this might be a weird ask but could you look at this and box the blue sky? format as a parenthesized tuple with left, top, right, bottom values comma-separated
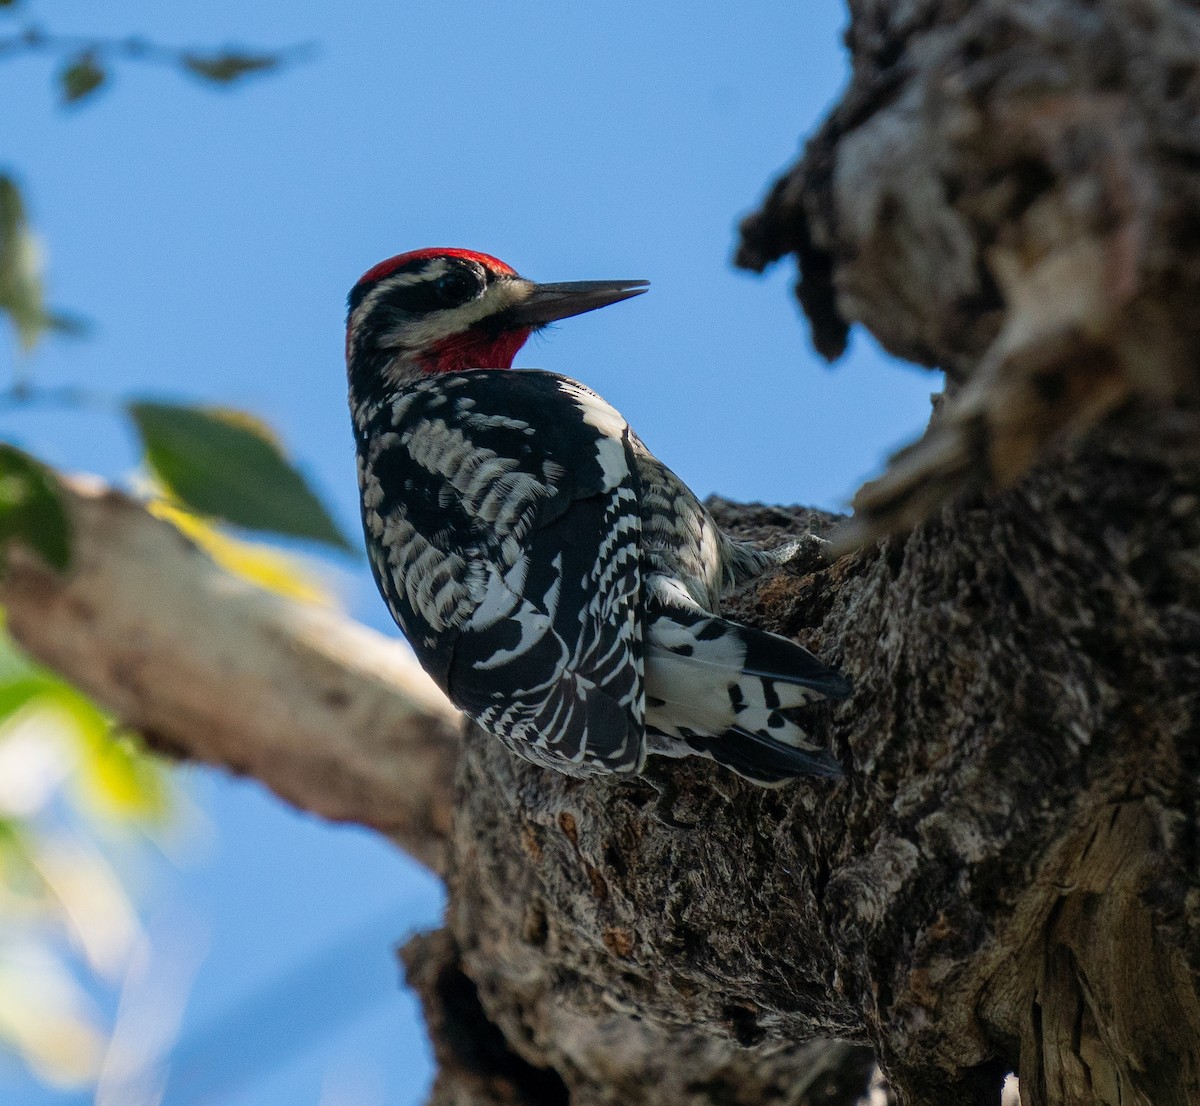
(1, 3, 936, 1104)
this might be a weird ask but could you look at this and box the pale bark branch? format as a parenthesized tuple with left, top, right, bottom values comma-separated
(0, 476, 463, 871)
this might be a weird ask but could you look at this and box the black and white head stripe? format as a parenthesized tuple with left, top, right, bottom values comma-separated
(346, 254, 543, 360)
(349, 248, 515, 305)
(347, 255, 483, 319)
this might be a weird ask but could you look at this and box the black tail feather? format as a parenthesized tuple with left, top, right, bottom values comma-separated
(736, 620, 853, 699)
(687, 725, 844, 785)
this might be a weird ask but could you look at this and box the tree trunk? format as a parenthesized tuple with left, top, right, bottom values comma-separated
(401, 1, 1200, 1103)
(411, 440, 1199, 1105)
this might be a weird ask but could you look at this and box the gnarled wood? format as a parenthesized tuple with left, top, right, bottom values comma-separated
(432, 412, 1199, 1105)
(739, 0, 1200, 545)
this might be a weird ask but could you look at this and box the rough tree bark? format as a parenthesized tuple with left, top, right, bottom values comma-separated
(407, 2, 1200, 1105)
(3, 2, 1198, 1105)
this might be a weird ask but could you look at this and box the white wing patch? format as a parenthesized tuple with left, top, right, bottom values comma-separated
(553, 378, 631, 488)
(470, 552, 565, 673)
(557, 377, 628, 438)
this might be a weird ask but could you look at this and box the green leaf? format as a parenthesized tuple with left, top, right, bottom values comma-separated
(128, 401, 353, 551)
(0, 445, 71, 571)
(60, 53, 106, 104)
(181, 51, 279, 83)
(0, 176, 47, 351)
(0, 673, 59, 723)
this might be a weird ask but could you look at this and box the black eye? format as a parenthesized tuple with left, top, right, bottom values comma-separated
(433, 269, 481, 307)
(376, 264, 484, 315)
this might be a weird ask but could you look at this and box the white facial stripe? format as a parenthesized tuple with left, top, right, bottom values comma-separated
(349, 263, 536, 354)
(349, 260, 456, 334)
(380, 260, 454, 287)
(378, 277, 534, 351)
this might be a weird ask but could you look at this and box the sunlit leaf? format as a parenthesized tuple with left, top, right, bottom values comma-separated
(60, 53, 106, 105)
(72, 727, 170, 826)
(0, 176, 47, 350)
(181, 51, 279, 83)
(10, 674, 170, 827)
(0, 444, 71, 571)
(128, 401, 353, 551)
(149, 499, 334, 606)
(0, 635, 171, 827)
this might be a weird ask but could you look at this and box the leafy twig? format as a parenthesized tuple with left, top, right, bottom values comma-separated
(0, 25, 314, 104)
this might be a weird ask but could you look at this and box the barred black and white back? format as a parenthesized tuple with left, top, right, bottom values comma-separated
(356, 371, 646, 774)
(353, 367, 848, 784)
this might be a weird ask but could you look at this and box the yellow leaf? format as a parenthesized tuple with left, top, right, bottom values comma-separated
(148, 498, 335, 606)
(0, 669, 173, 829)
(73, 728, 170, 825)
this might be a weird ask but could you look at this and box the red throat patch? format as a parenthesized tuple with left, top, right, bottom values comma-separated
(422, 325, 533, 374)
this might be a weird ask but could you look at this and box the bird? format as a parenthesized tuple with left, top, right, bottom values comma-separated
(345, 248, 851, 786)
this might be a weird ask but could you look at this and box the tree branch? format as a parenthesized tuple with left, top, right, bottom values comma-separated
(0, 476, 462, 871)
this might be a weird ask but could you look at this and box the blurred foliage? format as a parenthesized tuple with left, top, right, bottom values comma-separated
(181, 51, 283, 85)
(0, 618, 171, 1085)
(0, 442, 69, 570)
(58, 51, 104, 104)
(0, 174, 84, 353)
(0, 167, 351, 555)
(0, 18, 310, 108)
(0, 174, 51, 350)
(0, 7, 337, 1097)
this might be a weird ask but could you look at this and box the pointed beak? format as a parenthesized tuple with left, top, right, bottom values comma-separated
(503, 278, 650, 327)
